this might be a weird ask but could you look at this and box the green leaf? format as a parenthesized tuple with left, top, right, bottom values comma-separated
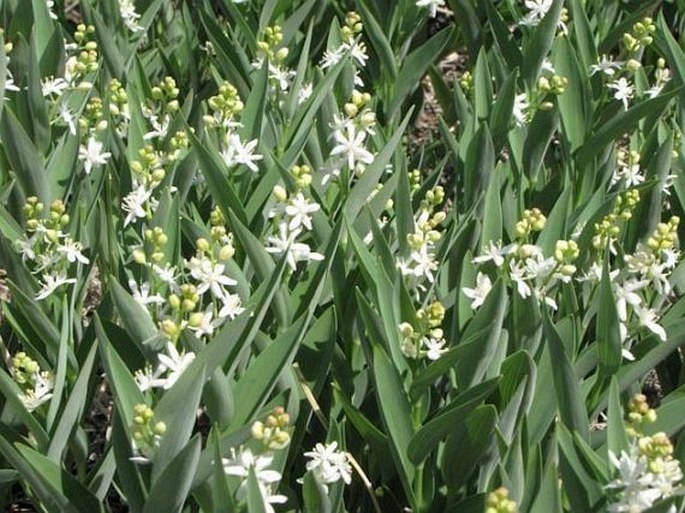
(152, 360, 206, 483)
(523, 107, 558, 185)
(522, 0, 563, 88)
(441, 405, 498, 491)
(473, 47, 493, 121)
(408, 378, 499, 464)
(246, 466, 269, 513)
(543, 310, 589, 441)
(465, 121, 495, 204)
(606, 377, 628, 455)
(28, 29, 50, 153)
(386, 27, 452, 122)
(596, 258, 622, 379)
(552, 36, 589, 151)
(94, 315, 145, 429)
(344, 108, 413, 223)
(189, 128, 248, 225)
(144, 435, 201, 513)
(302, 471, 332, 513)
(110, 279, 158, 348)
(489, 69, 518, 147)
(230, 313, 311, 426)
(372, 345, 416, 509)
(47, 341, 97, 461)
(575, 88, 680, 169)
(16, 443, 103, 513)
(457, 279, 508, 388)
(0, 107, 51, 203)
(357, 0, 397, 80)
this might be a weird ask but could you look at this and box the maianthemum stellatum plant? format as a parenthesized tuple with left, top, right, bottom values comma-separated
(1, 0, 685, 511)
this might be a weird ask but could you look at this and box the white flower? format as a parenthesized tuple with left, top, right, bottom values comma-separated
(614, 279, 647, 322)
(41, 76, 68, 97)
(509, 260, 533, 298)
(45, 0, 58, 19)
(134, 365, 165, 392)
(634, 306, 667, 341)
(608, 78, 634, 110)
(122, 185, 154, 226)
(520, 0, 553, 27)
(298, 83, 313, 104)
(590, 55, 624, 76)
(57, 238, 90, 264)
(36, 271, 76, 300)
(157, 342, 195, 389)
(265, 223, 324, 270)
(20, 372, 54, 411)
(473, 241, 517, 267)
(285, 193, 320, 232)
(153, 264, 178, 286)
(143, 113, 170, 140)
(416, 0, 445, 18)
(218, 293, 245, 320)
(513, 93, 529, 127)
(119, 0, 144, 33)
(221, 134, 263, 172)
(462, 272, 492, 309)
(407, 246, 439, 283)
(304, 442, 352, 485)
(319, 47, 345, 70)
(342, 41, 369, 68)
(612, 163, 644, 187)
(79, 138, 111, 175)
(186, 256, 237, 297)
(128, 279, 164, 308)
(188, 309, 215, 338)
(223, 448, 287, 513)
(329, 124, 375, 171)
(422, 337, 447, 361)
(59, 103, 77, 135)
(268, 64, 295, 92)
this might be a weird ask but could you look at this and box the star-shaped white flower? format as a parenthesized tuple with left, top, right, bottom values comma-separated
(329, 124, 375, 171)
(79, 138, 111, 175)
(462, 272, 492, 309)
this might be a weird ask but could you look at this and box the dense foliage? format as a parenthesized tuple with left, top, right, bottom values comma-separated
(1, 0, 685, 512)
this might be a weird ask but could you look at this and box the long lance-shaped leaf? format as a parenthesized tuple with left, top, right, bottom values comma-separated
(386, 27, 453, 122)
(372, 344, 417, 510)
(575, 87, 681, 168)
(543, 309, 589, 441)
(345, 108, 413, 223)
(522, 0, 563, 88)
(0, 107, 51, 203)
(144, 435, 202, 513)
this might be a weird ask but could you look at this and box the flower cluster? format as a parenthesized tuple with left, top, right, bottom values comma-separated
(591, 18, 661, 110)
(204, 81, 263, 173)
(485, 486, 517, 513)
(397, 186, 446, 286)
(303, 441, 352, 490)
(254, 25, 295, 95)
(606, 394, 683, 512)
(119, 0, 143, 33)
(266, 165, 324, 271)
(467, 208, 578, 310)
(130, 404, 166, 464)
(11, 352, 54, 412)
(15, 197, 89, 301)
(320, 11, 368, 85)
(223, 408, 292, 513)
(399, 300, 447, 361)
(513, 59, 567, 128)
